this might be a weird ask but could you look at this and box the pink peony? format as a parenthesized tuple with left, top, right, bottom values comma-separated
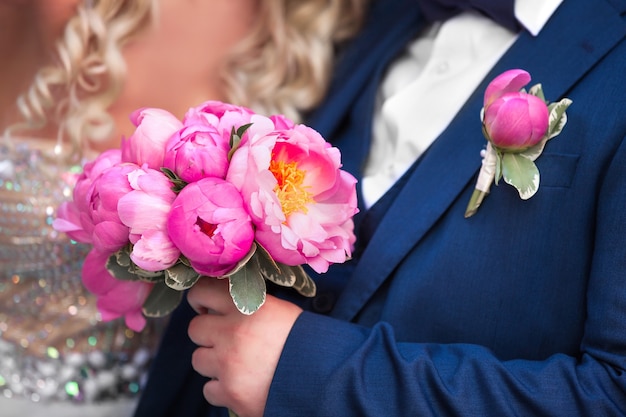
(121, 107, 183, 169)
(183, 100, 257, 135)
(97, 281, 151, 332)
(167, 177, 255, 277)
(482, 69, 549, 151)
(227, 123, 358, 273)
(87, 163, 140, 253)
(163, 123, 230, 183)
(53, 149, 122, 244)
(117, 167, 180, 271)
(82, 249, 152, 332)
(181, 100, 281, 149)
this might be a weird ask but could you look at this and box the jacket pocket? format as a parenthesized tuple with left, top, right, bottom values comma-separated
(535, 153, 579, 188)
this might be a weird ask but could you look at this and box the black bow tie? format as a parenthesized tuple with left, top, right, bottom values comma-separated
(416, 0, 520, 32)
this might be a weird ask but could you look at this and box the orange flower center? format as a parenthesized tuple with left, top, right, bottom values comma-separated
(269, 160, 314, 218)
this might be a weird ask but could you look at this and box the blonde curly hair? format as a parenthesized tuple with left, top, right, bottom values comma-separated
(224, 0, 370, 121)
(8, 0, 154, 156)
(7, 0, 369, 157)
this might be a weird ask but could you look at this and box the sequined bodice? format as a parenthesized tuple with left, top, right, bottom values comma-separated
(0, 140, 164, 403)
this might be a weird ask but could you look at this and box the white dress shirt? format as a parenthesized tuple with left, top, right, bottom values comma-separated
(361, 0, 563, 209)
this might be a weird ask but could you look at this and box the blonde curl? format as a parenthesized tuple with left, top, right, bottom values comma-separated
(9, 0, 154, 157)
(222, 0, 370, 122)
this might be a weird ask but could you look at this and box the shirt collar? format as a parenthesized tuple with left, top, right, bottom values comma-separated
(515, 0, 564, 35)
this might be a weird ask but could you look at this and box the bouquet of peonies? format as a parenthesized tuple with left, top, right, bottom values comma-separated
(53, 101, 358, 331)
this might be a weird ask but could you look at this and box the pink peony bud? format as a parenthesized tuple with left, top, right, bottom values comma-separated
(483, 69, 549, 151)
(484, 92, 549, 150)
(183, 100, 257, 139)
(54, 155, 136, 254)
(163, 123, 230, 183)
(167, 177, 255, 277)
(117, 167, 180, 271)
(121, 108, 183, 169)
(87, 163, 139, 253)
(53, 149, 123, 244)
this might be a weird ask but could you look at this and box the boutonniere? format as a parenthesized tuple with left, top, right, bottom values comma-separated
(464, 69, 572, 218)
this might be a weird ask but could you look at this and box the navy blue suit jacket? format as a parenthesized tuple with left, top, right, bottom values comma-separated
(134, 0, 626, 415)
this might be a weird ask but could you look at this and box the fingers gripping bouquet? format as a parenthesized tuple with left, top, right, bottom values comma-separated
(53, 101, 358, 331)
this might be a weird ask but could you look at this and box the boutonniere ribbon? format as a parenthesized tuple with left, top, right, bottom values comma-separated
(465, 69, 572, 218)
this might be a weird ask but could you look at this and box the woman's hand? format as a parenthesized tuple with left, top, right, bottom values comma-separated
(187, 277, 303, 417)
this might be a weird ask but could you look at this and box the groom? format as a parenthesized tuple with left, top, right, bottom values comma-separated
(135, 0, 626, 415)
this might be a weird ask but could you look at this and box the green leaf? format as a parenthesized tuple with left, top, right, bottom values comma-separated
(528, 83, 545, 101)
(115, 248, 132, 267)
(160, 167, 178, 181)
(228, 126, 240, 159)
(286, 264, 317, 297)
(164, 263, 201, 291)
(129, 264, 166, 282)
(521, 98, 572, 162)
(236, 123, 253, 138)
(501, 153, 540, 200)
(106, 254, 138, 281)
(547, 98, 572, 139)
(228, 123, 253, 161)
(221, 242, 257, 277)
(520, 136, 548, 162)
(228, 260, 266, 315)
(255, 243, 296, 287)
(142, 281, 184, 317)
(160, 167, 188, 193)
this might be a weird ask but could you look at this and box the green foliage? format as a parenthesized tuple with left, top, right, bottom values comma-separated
(165, 263, 201, 291)
(501, 153, 540, 199)
(227, 123, 253, 161)
(228, 259, 267, 315)
(143, 281, 183, 317)
(255, 243, 296, 287)
(161, 167, 188, 193)
(224, 241, 318, 314)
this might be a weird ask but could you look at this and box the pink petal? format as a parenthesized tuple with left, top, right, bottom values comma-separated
(130, 229, 180, 271)
(82, 249, 117, 295)
(484, 69, 531, 107)
(92, 221, 129, 253)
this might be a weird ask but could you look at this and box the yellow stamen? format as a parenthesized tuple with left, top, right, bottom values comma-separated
(269, 159, 314, 218)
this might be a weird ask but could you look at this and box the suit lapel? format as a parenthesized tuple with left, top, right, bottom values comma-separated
(306, 0, 423, 178)
(332, 0, 626, 321)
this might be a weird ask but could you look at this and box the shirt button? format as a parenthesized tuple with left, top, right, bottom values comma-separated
(435, 61, 450, 74)
(311, 292, 335, 314)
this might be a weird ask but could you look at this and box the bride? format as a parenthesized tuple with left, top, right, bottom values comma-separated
(0, 0, 367, 416)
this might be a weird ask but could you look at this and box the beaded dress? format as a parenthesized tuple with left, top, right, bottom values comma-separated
(0, 138, 164, 416)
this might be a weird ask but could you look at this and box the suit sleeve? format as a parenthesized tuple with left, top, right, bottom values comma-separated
(264, 135, 626, 416)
